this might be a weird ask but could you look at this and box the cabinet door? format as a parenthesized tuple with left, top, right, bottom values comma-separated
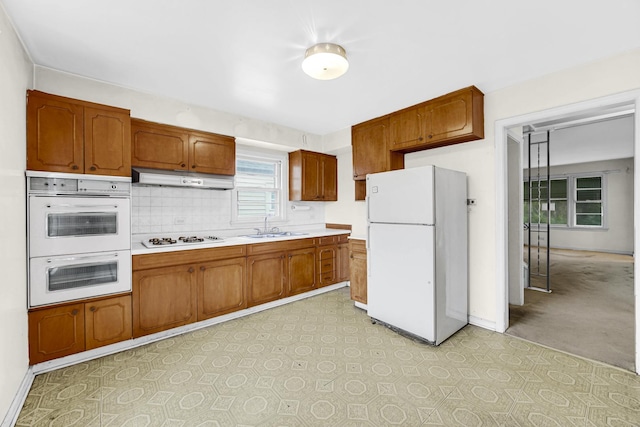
(198, 257, 247, 321)
(317, 246, 337, 287)
(351, 116, 390, 180)
(301, 152, 322, 200)
(349, 241, 367, 304)
(288, 247, 316, 296)
(321, 154, 338, 201)
(389, 105, 432, 150)
(132, 265, 197, 337)
(247, 252, 287, 307)
(85, 295, 132, 350)
(84, 107, 131, 177)
(429, 90, 476, 143)
(336, 243, 350, 282)
(188, 132, 236, 175)
(28, 303, 85, 364)
(131, 119, 189, 170)
(27, 92, 84, 173)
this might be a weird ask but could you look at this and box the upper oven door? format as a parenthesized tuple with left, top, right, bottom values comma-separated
(29, 196, 131, 257)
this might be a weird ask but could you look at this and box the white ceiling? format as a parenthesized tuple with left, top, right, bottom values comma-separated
(524, 115, 634, 167)
(2, 0, 640, 135)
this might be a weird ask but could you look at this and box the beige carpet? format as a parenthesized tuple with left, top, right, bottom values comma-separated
(508, 248, 635, 371)
(17, 288, 640, 426)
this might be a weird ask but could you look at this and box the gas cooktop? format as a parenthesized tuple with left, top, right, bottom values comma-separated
(141, 235, 224, 248)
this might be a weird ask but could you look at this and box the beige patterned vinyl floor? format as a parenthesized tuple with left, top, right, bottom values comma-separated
(17, 288, 640, 426)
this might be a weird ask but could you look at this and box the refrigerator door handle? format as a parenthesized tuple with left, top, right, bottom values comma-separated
(366, 195, 370, 223)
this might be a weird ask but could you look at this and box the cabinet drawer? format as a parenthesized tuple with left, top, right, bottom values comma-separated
(317, 236, 338, 246)
(319, 258, 334, 273)
(133, 245, 247, 270)
(246, 238, 315, 256)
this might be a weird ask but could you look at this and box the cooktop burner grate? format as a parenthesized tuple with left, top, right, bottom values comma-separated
(142, 235, 224, 248)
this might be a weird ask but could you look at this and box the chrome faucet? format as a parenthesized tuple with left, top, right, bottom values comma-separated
(264, 215, 270, 234)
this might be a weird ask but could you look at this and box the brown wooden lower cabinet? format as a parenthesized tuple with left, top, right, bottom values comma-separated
(132, 264, 198, 337)
(288, 246, 317, 296)
(29, 303, 85, 365)
(316, 234, 350, 287)
(247, 251, 288, 306)
(28, 294, 132, 364)
(349, 239, 367, 304)
(317, 245, 337, 286)
(337, 241, 350, 282)
(198, 257, 247, 320)
(85, 295, 132, 350)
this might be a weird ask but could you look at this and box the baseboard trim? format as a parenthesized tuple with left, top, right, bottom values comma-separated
(468, 315, 497, 331)
(31, 282, 348, 375)
(1, 367, 34, 427)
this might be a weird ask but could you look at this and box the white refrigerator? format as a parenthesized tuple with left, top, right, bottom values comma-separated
(366, 165, 468, 345)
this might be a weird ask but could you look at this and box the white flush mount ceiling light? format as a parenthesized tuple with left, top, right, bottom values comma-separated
(302, 43, 349, 80)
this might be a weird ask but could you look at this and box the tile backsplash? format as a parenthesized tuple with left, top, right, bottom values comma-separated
(131, 186, 324, 234)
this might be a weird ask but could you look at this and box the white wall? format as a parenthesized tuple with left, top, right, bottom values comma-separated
(325, 48, 640, 326)
(34, 67, 324, 152)
(0, 4, 33, 424)
(524, 158, 634, 254)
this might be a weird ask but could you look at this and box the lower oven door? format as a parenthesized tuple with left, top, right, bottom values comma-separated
(29, 250, 132, 308)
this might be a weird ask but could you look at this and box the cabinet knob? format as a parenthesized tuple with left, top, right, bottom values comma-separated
(192, 165, 196, 169)
(350, 254, 354, 259)
(200, 266, 205, 271)
(289, 254, 292, 259)
(71, 165, 79, 170)
(353, 174, 357, 178)
(89, 166, 96, 171)
(89, 306, 96, 312)
(71, 309, 79, 315)
(181, 163, 186, 167)
(281, 255, 285, 259)
(188, 267, 195, 273)
(428, 134, 433, 139)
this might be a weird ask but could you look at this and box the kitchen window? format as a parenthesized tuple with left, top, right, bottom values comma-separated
(524, 173, 605, 229)
(232, 151, 286, 223)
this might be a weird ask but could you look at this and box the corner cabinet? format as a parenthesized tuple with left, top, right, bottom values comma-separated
(351, 116, 404, 181)
(131, 118, 235, 175)
(289, 150, 337, 201)
(27, 90, 131, 177)
(28, 294, 132, 364)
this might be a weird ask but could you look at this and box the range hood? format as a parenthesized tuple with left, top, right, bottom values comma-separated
(132, 168, 235, 190)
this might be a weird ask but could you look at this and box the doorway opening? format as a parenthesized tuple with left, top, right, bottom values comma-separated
(495, 91, 640, 374)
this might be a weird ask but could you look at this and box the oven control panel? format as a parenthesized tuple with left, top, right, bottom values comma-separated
(28, 176, 131, 196)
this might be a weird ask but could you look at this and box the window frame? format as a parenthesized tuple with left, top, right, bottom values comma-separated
(524, 172, 607, 230)
(231, 148, 288, 226)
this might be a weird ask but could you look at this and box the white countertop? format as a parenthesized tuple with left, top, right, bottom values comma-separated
(131, 228, 351, 255)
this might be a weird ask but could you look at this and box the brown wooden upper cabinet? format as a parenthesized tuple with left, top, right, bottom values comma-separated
(289, 150, 337, 201)
(27, 90, 131, 176)
(351, 116, 404, 180)
(131, 118, 236, 175)
(389, 86, 484, 152)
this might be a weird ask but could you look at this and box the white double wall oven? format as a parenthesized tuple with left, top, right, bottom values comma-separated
(27, 171, 132, 308)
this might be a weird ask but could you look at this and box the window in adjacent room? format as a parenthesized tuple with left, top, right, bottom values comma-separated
(232, 152, 286, 223)
(574, 176, 603, 227)
(524, 178, 568, 226)
(523, 173, 605, 229)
